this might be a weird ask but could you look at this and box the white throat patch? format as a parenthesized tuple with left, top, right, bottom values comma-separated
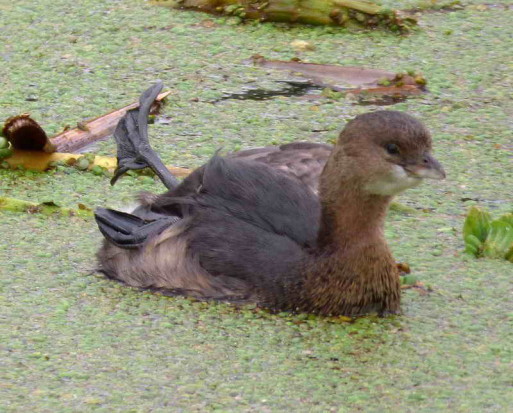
(364, 165, 422, 196)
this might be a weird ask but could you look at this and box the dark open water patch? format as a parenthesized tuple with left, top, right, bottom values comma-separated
(215, 81, 323, 102)
(215, 81, 409, 106)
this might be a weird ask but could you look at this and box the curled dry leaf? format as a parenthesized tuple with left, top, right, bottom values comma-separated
(2, 114, 56, 152)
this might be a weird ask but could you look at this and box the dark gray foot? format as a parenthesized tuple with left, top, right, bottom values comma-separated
(111, 81, 180, 190)
(95, 207, 180, 249)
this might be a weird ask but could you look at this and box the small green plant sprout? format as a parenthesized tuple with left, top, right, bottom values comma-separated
(463, 206, 513, 262)
(0, 136, 14, 160)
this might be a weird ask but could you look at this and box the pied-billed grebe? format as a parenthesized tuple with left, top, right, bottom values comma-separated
(95, 82, 445, 316)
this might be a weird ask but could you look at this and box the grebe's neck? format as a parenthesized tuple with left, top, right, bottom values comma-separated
(316, 168, 392, 252)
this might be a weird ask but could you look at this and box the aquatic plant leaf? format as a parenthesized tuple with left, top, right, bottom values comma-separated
(463, 206, 491, 244)
(497, 213, 513, 228)
(0, 148, 13, 160)
(400, 274, 418, 286)
(464, 234, 483, 257)
(482, 220, 513, 259)
(0, 136, 13, 159)
(463, 208, 513, 262)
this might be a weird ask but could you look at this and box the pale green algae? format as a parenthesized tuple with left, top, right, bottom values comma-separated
(0, 0, 512, 411)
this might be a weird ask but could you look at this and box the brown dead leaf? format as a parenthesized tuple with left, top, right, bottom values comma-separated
(247, 55, 426, 98)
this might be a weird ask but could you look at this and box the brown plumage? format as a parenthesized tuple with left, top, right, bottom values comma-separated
(95, 83, 445, 316)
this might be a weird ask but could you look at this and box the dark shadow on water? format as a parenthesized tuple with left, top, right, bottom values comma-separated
(214, 81, 323, 102)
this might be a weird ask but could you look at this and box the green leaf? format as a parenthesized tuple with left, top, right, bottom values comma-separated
(497, 213, 513, 228)
(464, 234, 482, 257)
(0, 147, 13, 159)
(482, 220, 513, 259)
(0, 137, 9, 149)
(462, 208, 513, 262)
(463, 207, 491, 243)
(400, 275, 418, 286)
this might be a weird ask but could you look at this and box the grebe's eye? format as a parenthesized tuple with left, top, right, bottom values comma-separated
(385, 143, 400, 155)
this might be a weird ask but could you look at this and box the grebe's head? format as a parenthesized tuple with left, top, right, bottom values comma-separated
(337, 111, 445, 196)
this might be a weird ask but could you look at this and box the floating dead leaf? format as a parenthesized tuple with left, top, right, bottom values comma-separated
(248, 55, 426, 98)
